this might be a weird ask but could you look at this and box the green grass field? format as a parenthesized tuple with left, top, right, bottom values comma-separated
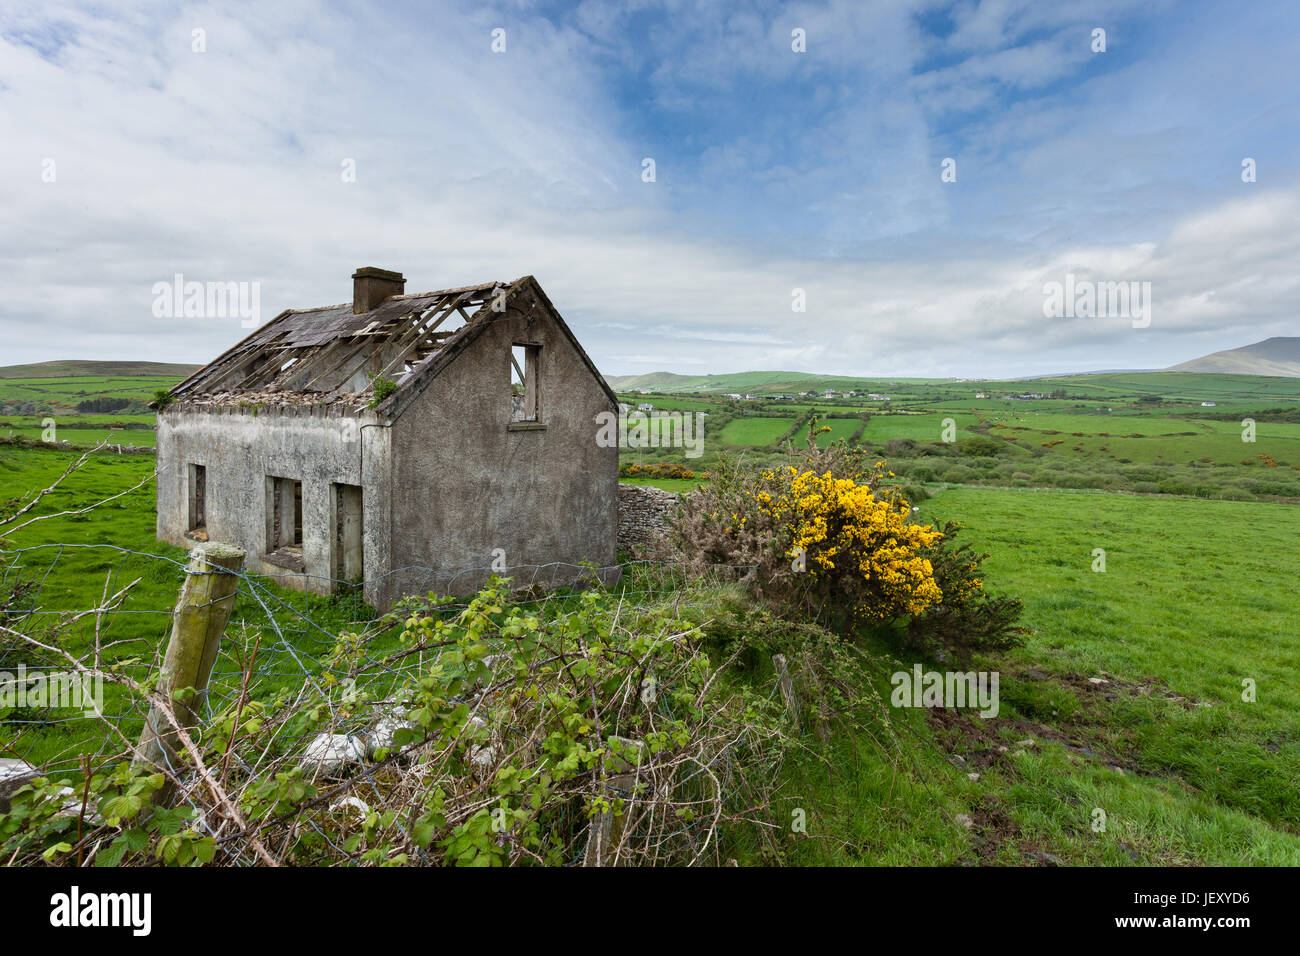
(5, 441, 1297, 864)
(813, 417, 861, 447)
(0, 376, 182, 405)
(1, 425, 157, 447)
(0, 446, 376, 770)
(774, 486, 1300, 865)
(717, 416, 793, 446)
(2, 364, 1297, 864)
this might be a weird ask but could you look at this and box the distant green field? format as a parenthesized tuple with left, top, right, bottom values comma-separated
(813, 417, 860, 447)
(861, 413, 979, 443)
(618, 476, 702, 492)
(0, 367, 185, 448)
(0, 426, 157, 448)
(717, 416, 793, 446)
(0, 375, 179, 404)
(1027, 371, 1300, 404)
(617, 395, 713, 412)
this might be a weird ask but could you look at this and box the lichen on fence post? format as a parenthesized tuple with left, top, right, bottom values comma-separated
(134, 542, 245, 804)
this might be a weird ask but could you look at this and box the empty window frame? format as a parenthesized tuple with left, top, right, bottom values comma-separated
(267, 476, 304, 551)
(187, 464, 206, 533)
(510, 343, 541, 422)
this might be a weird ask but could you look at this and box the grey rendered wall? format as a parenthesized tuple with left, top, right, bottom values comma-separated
(155, 403, 390, 605)
(382, 284, 618, 605)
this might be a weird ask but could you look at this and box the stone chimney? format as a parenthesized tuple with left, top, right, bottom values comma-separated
(352, 267, 405, 314)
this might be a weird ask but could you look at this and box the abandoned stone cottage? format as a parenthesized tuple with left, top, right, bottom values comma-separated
(156, 268, 619, 609)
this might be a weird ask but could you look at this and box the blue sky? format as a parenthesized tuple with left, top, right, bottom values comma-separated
(2, 0, 1299, 377)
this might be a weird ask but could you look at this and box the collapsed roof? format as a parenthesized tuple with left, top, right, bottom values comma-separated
(168, 279, 510, 409)
(167, 271, 619, 417)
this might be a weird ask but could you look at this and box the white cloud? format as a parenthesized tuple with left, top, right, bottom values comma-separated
(0, 0, 1296, 381)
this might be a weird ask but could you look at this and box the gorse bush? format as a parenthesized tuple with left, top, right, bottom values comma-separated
(620, 462, 698, 479)
(668, 426, 945, 629)
(905, 521, 1029, 660)
(665, 427, 1028, 656)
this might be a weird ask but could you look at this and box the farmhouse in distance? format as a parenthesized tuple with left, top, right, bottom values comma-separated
(155, 267, 619, 609)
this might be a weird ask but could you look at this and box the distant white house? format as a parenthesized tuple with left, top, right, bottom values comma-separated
(1201, 401, 1217, 407)
(723, 393, 742, 399)
(975, 392, 987, 399)
(637, 402, 654, 411)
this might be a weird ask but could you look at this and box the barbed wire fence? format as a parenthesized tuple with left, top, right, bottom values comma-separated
(0, 539, 804, 866)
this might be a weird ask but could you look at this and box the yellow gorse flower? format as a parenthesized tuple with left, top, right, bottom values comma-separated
(751, 466, 944, 620)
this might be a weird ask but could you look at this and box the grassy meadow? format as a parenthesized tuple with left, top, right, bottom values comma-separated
(1, 365, 1298, 865)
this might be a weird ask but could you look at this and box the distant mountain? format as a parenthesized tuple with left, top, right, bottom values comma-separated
(1168, 337, 1300, 377)
(0, 360, 199, 379)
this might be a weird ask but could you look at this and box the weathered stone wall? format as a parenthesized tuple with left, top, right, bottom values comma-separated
(617, 484, 683, 551)
(155, 402, 392, 607)
(380, 279, 620, 607)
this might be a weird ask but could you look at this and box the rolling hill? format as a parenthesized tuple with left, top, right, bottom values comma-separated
(604, 370, 946, 394)
(0, 359, 200, 379)
(1168, 337, 1300, 377)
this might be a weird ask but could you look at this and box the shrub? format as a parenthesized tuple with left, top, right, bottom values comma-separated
(620, 462, 697, 480)
(2, 580, 791, 867)
(960, 436, 1002, 457)
(367, 373, 399, 407)
(668, 432, 943, 628)
(904, 521, 1029, 660)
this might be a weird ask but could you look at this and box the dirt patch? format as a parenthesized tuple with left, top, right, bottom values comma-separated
(1048, 669, 1207, 710)
(1008, 716, 1152, 776)
(967, 795, 1021, 863)
(926, 706, 1016, 772)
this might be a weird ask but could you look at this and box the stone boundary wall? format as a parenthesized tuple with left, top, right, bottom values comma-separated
(617, 484, 686, 551)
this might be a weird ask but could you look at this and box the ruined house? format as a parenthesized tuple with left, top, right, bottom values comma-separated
(156, 268, 619, 609)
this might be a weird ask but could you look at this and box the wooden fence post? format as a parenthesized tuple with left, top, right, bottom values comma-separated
(135, 542, 245, 803)
(772, 653, 800, 731)
(582, 737, 643, 866)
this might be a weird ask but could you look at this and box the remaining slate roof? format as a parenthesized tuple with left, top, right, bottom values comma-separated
(167, 276, 617, 416)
